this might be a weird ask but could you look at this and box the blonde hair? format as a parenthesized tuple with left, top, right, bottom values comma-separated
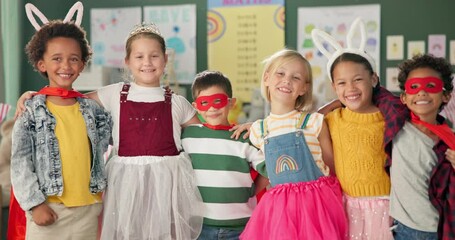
(261, 49, 313, 111)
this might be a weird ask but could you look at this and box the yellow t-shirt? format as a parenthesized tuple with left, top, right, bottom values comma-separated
(326, 108, 390, 197)
(46, 101, 102, 206)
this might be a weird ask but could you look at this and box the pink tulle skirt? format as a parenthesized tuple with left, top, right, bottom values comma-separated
(240, 176, 348, 240)
(344, 194, 393, 240)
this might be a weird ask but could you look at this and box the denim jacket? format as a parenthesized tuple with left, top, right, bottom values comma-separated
(11, 95, 112, 211)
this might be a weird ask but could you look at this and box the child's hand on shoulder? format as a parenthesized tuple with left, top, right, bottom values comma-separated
(446, 149, 455, 169)
(31, 203, 58, 226)
(14, 91, 36, 119)
(230, 122, 253, 140)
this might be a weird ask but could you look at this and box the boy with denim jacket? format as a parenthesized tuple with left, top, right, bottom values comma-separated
(10, 3, 112, 240)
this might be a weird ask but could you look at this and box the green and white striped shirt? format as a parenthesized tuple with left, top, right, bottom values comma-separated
(181, 124, 266, 229)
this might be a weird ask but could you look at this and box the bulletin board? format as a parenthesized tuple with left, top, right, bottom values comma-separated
(20, 0, 207, 97)
(19, 0, 455, 97)
(285, 0, 455, 91)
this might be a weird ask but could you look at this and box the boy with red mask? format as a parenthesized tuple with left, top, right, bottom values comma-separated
(181, 70, 268, 239)
(388, 54, 454, 240)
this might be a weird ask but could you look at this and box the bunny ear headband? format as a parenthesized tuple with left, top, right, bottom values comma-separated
(25, 1, 84, 31)
(311, 17, 376, 82)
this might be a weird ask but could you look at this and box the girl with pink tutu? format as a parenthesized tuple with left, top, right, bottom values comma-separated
(240, 49, 347, 240)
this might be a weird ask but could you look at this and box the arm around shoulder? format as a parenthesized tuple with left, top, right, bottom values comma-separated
(318, 119, 335, 176)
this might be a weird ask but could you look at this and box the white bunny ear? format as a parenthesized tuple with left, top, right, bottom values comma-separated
(63, 1, 83, 26)
(311, 28, 342, 59)
(346, 17, 367, 51)
(25, 3, 49, 31)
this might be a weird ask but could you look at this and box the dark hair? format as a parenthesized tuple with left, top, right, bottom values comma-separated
(330, 53, 374, 81)
(25, 20, 92, 78)
(398, 54, 453, 94)
(125, 32, 166, 60)
(192, 70, 233, 100)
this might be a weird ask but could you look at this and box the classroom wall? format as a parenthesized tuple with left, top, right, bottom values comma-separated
(19, 0, 207, 96)
(286, 0, 455, 85)
(19, 0, 455, 95)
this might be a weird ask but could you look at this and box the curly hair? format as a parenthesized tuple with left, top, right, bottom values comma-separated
(397, 54, 453, 93)
(25, 20, 92, 77)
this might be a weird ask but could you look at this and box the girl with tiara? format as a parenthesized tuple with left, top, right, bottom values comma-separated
(92, 23, 205, 240)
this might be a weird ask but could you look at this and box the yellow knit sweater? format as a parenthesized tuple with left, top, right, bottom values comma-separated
(326, 108, 390, 197)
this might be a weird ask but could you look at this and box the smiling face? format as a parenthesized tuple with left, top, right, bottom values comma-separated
(125, 37, 167, 87)
(331, 61, 378, 113)
(264, 59, 308, 114)
(37, 37, 84, 90)
(400, 67, 451, 123)
(193, 85, 235, 126)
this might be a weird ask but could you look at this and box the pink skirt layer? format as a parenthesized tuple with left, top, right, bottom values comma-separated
(344, 194, 393, 240)
(240, 176, 348, 240)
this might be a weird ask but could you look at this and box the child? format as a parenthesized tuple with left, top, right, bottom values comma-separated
(10, 2, 112, 240)
(14, 22, 205, 239)
(312, 18, 399, 239)
(89, 23, 204, 240)
(391, 54, 454, 240)
(181, 70, 268, 239)
(240, 49, 347, 240)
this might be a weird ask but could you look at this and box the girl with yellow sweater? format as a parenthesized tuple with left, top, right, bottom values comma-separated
(312, 18, 394, 239)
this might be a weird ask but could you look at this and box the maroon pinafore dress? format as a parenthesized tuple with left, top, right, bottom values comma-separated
(101, 83, 203, 240)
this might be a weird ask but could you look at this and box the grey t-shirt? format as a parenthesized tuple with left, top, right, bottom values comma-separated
(390, 121, 439, 232)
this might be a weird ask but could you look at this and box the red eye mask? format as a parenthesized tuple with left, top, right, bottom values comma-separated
(404, 77, 444, 94)
(194, 93, 229, 111)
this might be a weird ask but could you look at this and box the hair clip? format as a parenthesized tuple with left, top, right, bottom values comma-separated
(311, 17, 376, 81)
(128, 22, 163, 38)
(25, 1, 83, 31)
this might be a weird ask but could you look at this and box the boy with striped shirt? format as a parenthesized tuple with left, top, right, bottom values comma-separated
(181, 70, 267, 239)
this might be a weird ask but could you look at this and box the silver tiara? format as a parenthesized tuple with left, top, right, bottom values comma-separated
(129, 22, 162, 38)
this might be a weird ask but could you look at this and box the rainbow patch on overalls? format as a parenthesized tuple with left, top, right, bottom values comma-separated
(275, 155, 299, 174)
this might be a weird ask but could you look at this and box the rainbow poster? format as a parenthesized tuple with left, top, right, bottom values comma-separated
(208, 0, 285, 103)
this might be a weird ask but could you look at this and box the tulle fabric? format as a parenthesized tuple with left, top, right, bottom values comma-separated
(240, 176, 348, 240)
(100, 153, 204, 240)
(344, 194, 393, 240)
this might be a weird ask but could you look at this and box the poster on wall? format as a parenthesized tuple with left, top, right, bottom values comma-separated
(298, 4, 380, 109)
(208, 0, 285, 103)
(143, 4, 197, 84)
(91, 7, 142, 68)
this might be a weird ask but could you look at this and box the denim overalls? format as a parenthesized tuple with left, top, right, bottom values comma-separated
(240, 112, 348, 240)
(262, 113, 324, 187)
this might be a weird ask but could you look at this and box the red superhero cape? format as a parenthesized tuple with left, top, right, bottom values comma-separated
(7, 188, 26, 240)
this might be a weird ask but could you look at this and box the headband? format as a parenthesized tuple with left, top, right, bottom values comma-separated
(311, 18, 376, 82)
(25, 1, 84, 31)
